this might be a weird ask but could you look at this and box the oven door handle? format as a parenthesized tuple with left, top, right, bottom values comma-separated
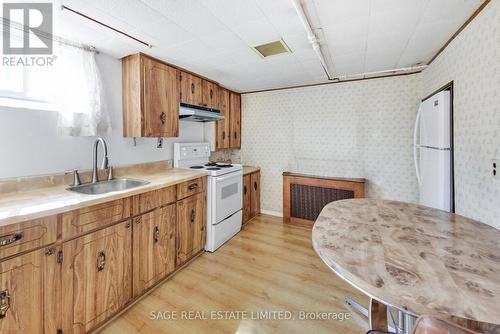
(215, 173, 242, 182)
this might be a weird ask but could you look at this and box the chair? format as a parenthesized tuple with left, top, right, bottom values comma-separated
(366, 315, 480, 334)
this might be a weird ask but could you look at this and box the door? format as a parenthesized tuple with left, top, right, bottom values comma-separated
(229, 92, 241, 148)
(0, 249, 44, 333)
(143, 58, 179, 137)
(62, 221, 132, 334)
(250, 172, 260, 218)
(133, 204, 176, 297)
(202, 80, 218, 108)
(216, 88, 231, 149)
(214, 172, 243, 223)
(243, 174, 251, 223)
(176, 193, 205, 265)
(180, 72, 202, 106)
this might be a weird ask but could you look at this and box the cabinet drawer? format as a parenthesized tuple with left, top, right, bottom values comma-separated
(61, 198, 131, 239)
(0, 216, 57, 260)
(132, 186, 176, 215)
(177, 177, 205, 200)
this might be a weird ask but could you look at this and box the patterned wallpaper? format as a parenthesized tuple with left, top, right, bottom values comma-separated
(422, 0, 500, 229)
(240, 75, 422, 214)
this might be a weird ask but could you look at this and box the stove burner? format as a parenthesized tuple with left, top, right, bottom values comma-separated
(216, 163, 233, 168)
(206, 167, 221, 171)
(205, 162, 217, 166)
(190, 166, 204, 169)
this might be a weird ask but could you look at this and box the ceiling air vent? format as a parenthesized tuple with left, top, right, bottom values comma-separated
(252, 39, 291, 58)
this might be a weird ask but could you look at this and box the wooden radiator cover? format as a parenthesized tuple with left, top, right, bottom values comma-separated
(283, 172, 365, 228)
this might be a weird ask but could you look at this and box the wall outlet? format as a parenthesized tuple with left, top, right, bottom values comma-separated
(492, 159, 498, 179)
(157, 137, 163, 148)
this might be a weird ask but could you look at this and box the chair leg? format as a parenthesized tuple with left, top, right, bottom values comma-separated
(345, 297, 369, 318)
(369, 298, 388, 331)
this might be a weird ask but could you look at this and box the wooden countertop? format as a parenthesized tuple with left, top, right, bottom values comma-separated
(0, 168, 207, 227)
(312, 199, 500, 326)
(243, 166, 260, 175)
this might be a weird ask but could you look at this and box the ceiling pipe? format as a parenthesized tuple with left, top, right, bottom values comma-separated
(291, 0, 334, 80)
(334, 65, 428, 81)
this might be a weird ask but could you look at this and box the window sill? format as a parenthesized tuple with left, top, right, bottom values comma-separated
(0, 96, 58, 112)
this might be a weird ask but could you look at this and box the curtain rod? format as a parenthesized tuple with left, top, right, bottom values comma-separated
(0, 17, 98, 53)
(61, 5, 153, 48)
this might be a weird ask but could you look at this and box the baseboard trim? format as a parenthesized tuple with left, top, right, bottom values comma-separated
(261, 209, 283, 217)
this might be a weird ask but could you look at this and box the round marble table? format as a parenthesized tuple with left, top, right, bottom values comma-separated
(312, 199, 500, 328)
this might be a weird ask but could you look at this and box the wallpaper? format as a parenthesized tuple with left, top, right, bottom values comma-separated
(422, 0, 500, 229)
(240, 75, 422, 214)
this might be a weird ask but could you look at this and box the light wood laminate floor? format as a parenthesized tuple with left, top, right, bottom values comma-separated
(100, 214, 368, 334)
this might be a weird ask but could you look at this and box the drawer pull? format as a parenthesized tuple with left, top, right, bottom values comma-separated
(0, 232, 23, 247)
(0, 290, 10, 319)
(190, 209, 196, 223)
(254, 182, 257, 190)
(153, 226, 160, 243)
(97, 251, 106, 272)
(188, 183, 198, 191)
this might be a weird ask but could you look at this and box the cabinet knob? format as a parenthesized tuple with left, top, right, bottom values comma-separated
(0, 290, 10, 319)
(160, 112, 167, 124)
(188, 183, 198, 191)
(190, 209, 196, 223)
(153, 226, 160, 243)
(191, 83, 195, 94)
(97, 251, 106, 272)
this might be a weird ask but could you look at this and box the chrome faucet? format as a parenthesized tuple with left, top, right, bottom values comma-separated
(91, 137, 109, 183)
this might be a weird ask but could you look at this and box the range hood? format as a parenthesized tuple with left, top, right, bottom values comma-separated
(179, 103, 224, 122)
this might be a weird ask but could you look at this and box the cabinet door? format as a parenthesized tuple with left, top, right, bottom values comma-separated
(243, 174, 252, 223)
(133, 204, 176, 297)
(180, 72, 202, 106)
(62, 221, 132, 334)
(229, 92, 241, 148)
(143, 57, 179, 137)
(0, 249, 44, 333)
(176, 193, 205, 265)
(202, 80, 218, 108)
(250, 172, 261, 218)
(216, 88, 231, 149)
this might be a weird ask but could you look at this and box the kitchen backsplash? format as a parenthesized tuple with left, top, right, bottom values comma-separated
(210, 149, 241, 163)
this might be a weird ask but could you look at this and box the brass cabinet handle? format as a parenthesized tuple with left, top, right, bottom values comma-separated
(153, 226, 160, 243)
(0, 290, 10, 319)
(97, 251, 106, 272)
(188, 183, 198, 191)
(190, 209, 196, 223)
(191, 83, 195, 94)
(0, 232, 23, 247)
(160, 112, 166, 124)
(254, 182, 257, 191)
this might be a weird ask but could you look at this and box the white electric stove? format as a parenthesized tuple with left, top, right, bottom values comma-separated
(174, 142, 243, 252)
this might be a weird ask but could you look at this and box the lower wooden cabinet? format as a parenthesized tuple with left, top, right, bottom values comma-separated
(61, 221, 132, 334)
(243, 171, 261, 224)
(0, 249, 45, 333)
(133, 204, 176, 297)
(176, 192, 206, 265)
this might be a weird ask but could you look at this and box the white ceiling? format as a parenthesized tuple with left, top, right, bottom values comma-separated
(48, 0, 484, 91)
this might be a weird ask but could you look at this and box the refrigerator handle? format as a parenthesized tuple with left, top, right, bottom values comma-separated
(414, 104, 423, 186)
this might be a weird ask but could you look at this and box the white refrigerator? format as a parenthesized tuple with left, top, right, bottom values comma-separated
(414, 91, 454, 212)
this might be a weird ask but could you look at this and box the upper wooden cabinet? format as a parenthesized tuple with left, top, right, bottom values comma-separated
(179, 71, 202, 106)
(122, 54, 179, 137)
(216, 88, 231, 149)
(229, 92, 241, 148)
(201, 80, 219, 109)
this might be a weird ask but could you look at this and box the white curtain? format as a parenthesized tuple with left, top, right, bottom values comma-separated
(51, 42, 110, 136)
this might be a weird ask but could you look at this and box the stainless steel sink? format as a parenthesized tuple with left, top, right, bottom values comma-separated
(67, 178, 150, 195)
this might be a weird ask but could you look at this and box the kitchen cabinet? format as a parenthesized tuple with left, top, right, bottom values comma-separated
(61, 221, 132, 334)
(216, 88, 231, 149)
(122, 54, 179, 137)
(179, 71, 203, 106)
(243, 170, 260, 223)
(133, 204, 176, 297)
(201, 80, 219, 108)
(229, 92, 241, 148)
(0, 249, 45, 333)
(176, 192, 206, 265)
